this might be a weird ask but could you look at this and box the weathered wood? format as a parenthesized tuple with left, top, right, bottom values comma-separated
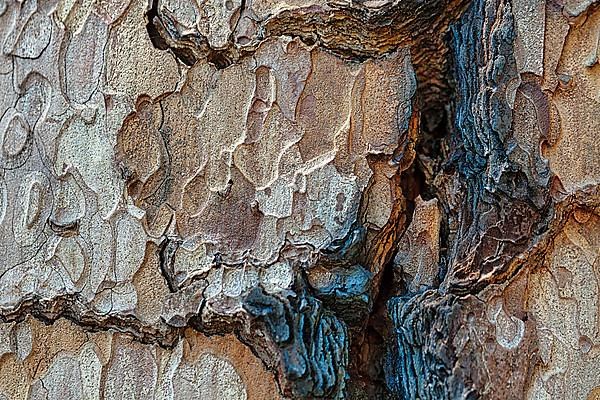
(0, 0, 598, 398)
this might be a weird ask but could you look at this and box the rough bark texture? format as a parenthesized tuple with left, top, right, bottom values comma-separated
(0, 0, 599, 398)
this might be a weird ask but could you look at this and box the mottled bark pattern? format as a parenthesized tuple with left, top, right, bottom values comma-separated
(0, 0, 598, 399)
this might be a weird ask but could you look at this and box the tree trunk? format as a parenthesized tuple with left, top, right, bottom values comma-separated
(0, 0, 598, 398)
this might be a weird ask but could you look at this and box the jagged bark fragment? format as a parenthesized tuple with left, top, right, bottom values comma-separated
(0, 317, 279, 400)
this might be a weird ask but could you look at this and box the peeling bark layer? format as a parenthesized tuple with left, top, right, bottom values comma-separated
(0, 0, 599, 399)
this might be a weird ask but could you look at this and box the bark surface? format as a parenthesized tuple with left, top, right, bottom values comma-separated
(0, 0, 599, 399)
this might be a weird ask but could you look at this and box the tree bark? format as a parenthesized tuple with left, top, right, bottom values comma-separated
(0, 0, 598, 398)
